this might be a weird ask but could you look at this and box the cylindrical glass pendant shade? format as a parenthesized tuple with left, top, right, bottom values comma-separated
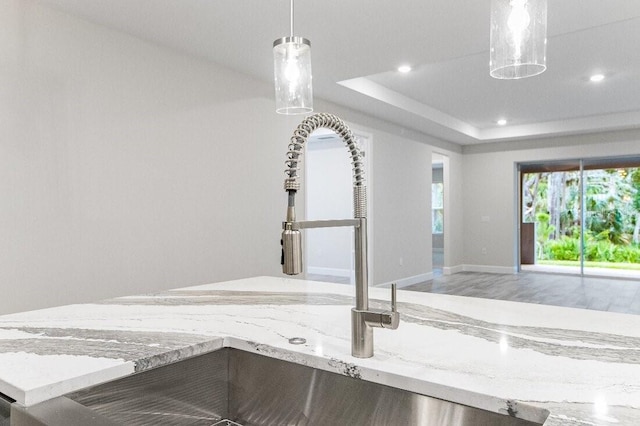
(490, 0, 547, 79)
(273, 37, 313, 114)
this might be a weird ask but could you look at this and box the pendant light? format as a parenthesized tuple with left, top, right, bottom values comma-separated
(490, 0, 547, 79)
(273, 0, 313, 114)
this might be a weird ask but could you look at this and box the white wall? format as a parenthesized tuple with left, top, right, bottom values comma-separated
(371, 131, 433, 286)
(0, 0, 444, 313)
(462, 131, 640, 272)
(0, 0, 296, 313)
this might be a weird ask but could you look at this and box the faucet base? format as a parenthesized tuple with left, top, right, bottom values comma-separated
(351, 308, 374, 358)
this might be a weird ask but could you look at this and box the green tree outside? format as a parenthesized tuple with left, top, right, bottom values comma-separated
(523, 167, 640, 268)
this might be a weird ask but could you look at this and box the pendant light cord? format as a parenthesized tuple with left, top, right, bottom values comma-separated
(290, 0, 294, 37)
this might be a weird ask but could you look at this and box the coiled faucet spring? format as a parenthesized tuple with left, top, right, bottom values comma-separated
(284, 113, 366, 218)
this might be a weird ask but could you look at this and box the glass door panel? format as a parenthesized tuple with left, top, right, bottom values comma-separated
(520, 161, 581, 273)
(583, 164, 640, 276)
(521, 156, 640, 277)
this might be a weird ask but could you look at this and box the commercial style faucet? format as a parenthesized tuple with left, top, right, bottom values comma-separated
(280, 113, 399, 358)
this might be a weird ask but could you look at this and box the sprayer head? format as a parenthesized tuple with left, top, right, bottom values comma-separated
(281, 226, 303, 275)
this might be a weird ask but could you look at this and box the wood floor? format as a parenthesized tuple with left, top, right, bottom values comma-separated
(308, 272, 640, 315)
(403, 271, 640, 315)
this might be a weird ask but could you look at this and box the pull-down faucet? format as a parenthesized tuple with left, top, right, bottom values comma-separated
(280, 113, 399, 358)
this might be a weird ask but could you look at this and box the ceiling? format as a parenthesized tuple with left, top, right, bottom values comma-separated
(36, 0, 640, 146)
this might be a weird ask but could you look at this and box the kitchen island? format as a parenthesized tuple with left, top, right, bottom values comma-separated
(0, 276, 638, 425)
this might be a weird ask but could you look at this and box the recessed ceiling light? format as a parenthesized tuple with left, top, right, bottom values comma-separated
(397, 65, 412, 73)
(590, 73, 605, 83)
(497, 119, 507, 126)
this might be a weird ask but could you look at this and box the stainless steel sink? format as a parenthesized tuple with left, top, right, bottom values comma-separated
(10, 348, 549, 425)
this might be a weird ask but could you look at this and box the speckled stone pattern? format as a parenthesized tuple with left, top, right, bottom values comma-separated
(0, 276, 638, 425)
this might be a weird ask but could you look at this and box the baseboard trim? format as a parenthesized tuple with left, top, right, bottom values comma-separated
(443, 265, 464, 275)
(377, 272, 433, 288)
(462, 264, 518, 274)
(307, 267, 352, 278)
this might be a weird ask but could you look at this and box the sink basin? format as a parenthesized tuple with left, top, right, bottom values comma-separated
(10, 348, 548, 425)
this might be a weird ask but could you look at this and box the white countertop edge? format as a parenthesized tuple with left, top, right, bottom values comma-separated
(19, 362, 136, 407)
(0, 381, 24, 408)
(12, 338, 230, 407)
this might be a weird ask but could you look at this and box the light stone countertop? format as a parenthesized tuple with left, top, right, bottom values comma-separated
(0, 276, 638, 425)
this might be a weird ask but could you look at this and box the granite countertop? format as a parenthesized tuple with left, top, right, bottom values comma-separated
(0, 276, 638, 425)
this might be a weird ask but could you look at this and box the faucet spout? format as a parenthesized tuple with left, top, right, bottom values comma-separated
(279, 113, 399, 358)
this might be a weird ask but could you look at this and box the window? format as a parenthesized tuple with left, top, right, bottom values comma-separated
(432, 182, 444, 234)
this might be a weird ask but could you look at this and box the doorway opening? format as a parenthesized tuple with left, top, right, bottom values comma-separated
(304, 129, 372, 285)
(519, 156, 640, 278)
(432, 154, 446, 277)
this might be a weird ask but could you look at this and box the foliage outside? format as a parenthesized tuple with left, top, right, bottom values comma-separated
(523, 167, 640, 267)
(432, 183, 444, 234)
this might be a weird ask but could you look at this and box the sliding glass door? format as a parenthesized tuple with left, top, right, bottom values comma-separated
(520, 156, 640, 277)
(582, 158, 640, 277)
(520, 161, 582, 273)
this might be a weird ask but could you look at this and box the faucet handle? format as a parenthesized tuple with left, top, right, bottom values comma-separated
(380, 283, 400, 330)
(391, 283, 397, 313)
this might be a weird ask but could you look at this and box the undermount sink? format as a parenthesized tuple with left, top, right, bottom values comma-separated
(11, 348, 548, 425)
